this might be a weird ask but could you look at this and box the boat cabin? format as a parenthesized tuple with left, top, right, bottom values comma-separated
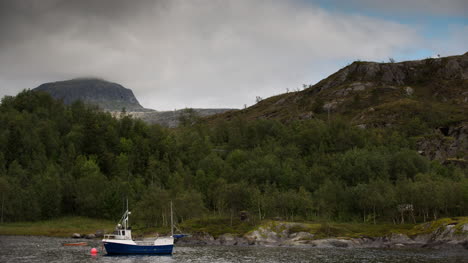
(112, 227, 132, 240)
(103, 212, 133, 240)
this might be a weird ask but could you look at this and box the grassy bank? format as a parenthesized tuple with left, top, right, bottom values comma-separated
(1, 216, 466, 239)
(179, 216, 257, 238)
(0, 217, 115, 237)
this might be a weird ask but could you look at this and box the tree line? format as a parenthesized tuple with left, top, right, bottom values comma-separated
(0, 90, 466, 225)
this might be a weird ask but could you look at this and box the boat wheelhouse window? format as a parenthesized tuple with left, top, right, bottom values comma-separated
(122, 231, 125, 235)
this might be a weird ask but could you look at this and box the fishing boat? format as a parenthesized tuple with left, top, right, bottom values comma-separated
(102, 201, 174, 255)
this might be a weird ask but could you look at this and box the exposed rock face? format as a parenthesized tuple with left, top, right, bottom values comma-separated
(34, 78, 146, 111)
(417, 122, 468, 163)
(177, 221, 468, 250)
(311, 52, 468, 94)
(210, 52, 468, 123)
(174, 232, 216, 245)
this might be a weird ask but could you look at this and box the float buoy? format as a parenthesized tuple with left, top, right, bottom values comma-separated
(90, 248, 98, 255)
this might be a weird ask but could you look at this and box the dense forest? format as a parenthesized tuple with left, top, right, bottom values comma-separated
(0, 90, 466, 227)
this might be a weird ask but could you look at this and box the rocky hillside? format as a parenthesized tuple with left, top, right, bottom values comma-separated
(177, 217, 468, 250)
(115, 108, 234, 128)
(207, 52, 468, 163)
(34, 78, 147, 111)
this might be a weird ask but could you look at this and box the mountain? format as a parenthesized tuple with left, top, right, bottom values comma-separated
(33, 78, 233, 126)
(34, 78, 147, 112)
(207, 52, 468, 163)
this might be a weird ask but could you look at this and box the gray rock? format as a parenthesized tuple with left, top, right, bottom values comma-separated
(95, 230, 104, 238)
(462, 224, 468, 232)
(323, 101, 338, 111)
(309, 238, 353, 248)
(389, 233, 412, 244)
(288, 231, 314, 241)
(175, 232, 216, 245)
(404, 86, 414, 96)
(218, 233, 238, 246)
(417, 122, 468, 164)
(244, 235, 257, 245)
(85, 234, 96, 239)
(298, 111, 314, 120)
(71, 233, 81, 238)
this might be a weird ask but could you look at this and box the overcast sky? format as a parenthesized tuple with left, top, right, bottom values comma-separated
(0, 0, 467, 110)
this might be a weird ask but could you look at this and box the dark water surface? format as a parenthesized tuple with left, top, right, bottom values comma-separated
(0, 236, 466, 263)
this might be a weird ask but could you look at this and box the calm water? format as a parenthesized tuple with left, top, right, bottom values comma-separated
(0, 236, 466, 263)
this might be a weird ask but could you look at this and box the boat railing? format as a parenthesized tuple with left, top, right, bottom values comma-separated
(103, 234, 130, 240)
(103, 234, 116, 239)
(134, 241, 155, 246)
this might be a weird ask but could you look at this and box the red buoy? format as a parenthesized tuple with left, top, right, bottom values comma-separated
(90, 248, 98, 254)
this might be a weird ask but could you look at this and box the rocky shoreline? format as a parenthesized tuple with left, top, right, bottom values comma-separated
(175, 222, 468, 250)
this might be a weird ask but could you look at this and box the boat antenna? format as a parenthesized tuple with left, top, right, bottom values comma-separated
(170, 200, 174, 237)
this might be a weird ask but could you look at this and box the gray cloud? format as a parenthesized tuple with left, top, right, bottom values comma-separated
(0, 0, 435, 109)
(321, 0, 468, 17)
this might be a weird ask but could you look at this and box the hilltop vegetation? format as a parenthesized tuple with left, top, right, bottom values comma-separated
(212, 53, 468, 124)
(208, 53, 468, 163)
(0, 90, 466, 228)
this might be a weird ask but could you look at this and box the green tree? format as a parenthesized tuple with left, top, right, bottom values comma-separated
(75, 158, 108, 217)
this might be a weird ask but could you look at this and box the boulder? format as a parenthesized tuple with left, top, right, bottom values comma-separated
(389, 233, 412, 244)
(71, 233, 81, 238)
(462, 224, 468, 232)
(281, 232, 315, 246)
(218, 233, 238, 246)
(309, 238, 353, 248)
(288, 231, 314, 241)
(404, 86, 414, 96)
(85, 234, 96, 239)
(175, 232, 216, 245)
(95, 229, 104, 238)
(244, 228, 280, 245)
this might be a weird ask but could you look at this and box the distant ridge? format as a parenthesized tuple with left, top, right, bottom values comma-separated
(33, 78, 234, 127)
(34, 78, 147, 111)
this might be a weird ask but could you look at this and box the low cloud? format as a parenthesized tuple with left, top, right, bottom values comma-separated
(1, 0, 424, 109)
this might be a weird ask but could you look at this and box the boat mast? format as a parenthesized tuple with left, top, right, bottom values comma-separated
(170, 200, 174, 237)
(126, 198, 129, 230)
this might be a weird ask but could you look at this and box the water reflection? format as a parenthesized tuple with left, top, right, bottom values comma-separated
(0, 236, 466, 263)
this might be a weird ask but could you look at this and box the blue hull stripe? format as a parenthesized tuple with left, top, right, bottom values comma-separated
(103, 242, 173, 255)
